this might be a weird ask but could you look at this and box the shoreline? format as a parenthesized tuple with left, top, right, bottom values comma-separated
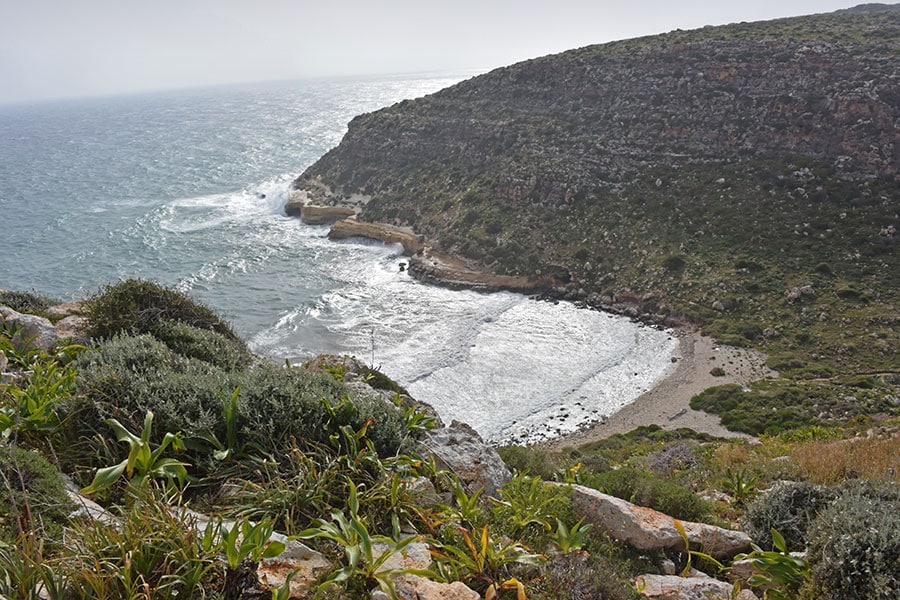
(291, 207, 776, 444)
(540, 330, 775, 450)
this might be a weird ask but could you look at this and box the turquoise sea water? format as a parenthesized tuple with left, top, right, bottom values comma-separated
(0, 74, 678, 443)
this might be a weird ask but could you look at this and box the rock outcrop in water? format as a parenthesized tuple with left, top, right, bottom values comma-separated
(289, 7, 899, 375)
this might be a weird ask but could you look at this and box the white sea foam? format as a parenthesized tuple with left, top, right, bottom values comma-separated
(247, 227, 679, 444)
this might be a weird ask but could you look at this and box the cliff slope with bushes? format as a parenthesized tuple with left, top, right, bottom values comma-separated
(293, 7, 899, 383)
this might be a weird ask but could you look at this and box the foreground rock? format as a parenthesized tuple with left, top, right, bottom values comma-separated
(635, 574, 758, 600)
(0, 305, 57, 351)
(569, 485, 752, 560)
(373, 541, 480, 600)
(419, 421, 512, 498)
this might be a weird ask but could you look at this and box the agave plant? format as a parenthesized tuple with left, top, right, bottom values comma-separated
(296, 480, 426, 600)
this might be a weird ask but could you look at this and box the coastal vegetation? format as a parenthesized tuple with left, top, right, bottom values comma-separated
(2, 281, 898, 598)
(3, 5, 899, 599)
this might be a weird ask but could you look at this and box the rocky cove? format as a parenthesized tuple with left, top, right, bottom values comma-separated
(278, 192, 773, 445)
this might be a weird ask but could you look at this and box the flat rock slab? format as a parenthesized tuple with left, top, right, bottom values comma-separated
(569, 484, 752, 560)
(635, 574, 744, 600)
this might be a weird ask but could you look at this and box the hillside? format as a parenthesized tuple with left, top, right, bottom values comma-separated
(3, 284, 898, 600)
(291, 7, 898, 388)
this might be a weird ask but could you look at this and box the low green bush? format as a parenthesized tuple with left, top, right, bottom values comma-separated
(151, 320, 252, 370)
(84, 279, 240, 342)
(583, 467, 711, 522)
(0, 290, 57, 314)
(806, 482, 900, 600)
(742, 481, 836, 551)
(497, 445, 562, 480)
(0, 446, 71, 544)
(71, 332, 409, 479)
(529, 551, 636, 600)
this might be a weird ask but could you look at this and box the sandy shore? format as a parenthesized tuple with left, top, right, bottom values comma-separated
(543, 330, 776, 449)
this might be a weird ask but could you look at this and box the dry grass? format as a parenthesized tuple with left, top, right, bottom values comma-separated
(790, 435, 900, 485)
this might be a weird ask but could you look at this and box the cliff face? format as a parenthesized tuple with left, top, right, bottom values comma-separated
(292, 8, 899, 373)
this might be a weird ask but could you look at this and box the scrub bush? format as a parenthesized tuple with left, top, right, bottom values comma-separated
(806, 482, 900, 599)
(84, 279, 240, 342)
(583, 467, 711, 522)
(72, 332, 409, 478)
(151, 320, 252, 370)
(742, 481, 836, 551)
(0, 290, 57, 314)
(0, 446, 71, 543)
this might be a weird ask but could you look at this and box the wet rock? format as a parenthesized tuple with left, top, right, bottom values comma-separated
(284, 191, 306, 217)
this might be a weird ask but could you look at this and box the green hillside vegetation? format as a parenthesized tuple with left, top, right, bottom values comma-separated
(294, 8, 899, 432)
(2, 282, 899, 598)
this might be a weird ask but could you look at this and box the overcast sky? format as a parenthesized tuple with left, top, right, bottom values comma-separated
(0, 0, 868, 104)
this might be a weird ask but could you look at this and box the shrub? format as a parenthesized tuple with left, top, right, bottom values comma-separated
(662, 255, 686, 272)
(742, 481, 836, 551)
(806, 482, 900, 599)
(151, 320, 252, 370)
(530, 551, 635, 600)
(84, 279, 239, 342)
(644, 441, 699, 474)
(0, 446, 71, 543)
(235, 364, 409, 458)
(0, 290, 57, 314)
(72, 334, 224, 446)
(583, 467, 711, 522)
(72, 333, 409, 472)
(497, 445, 562, 480)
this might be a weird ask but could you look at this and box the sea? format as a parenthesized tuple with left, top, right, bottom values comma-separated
(0, 72, 679, 445)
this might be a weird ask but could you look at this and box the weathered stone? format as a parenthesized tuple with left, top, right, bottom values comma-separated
(329, 217, 426, 255)
(44, 301, 86, 318)
(0, 349, 7, 373)
(368, 541, 479, 600)
(256, 535, 332, 598)
(301, 204, 357, 225)
(65, 489, 117, 525)
(634, 574, 735, 599)
(284, 191, 306, 217)
(569, 485, 752, 560)
(55, 315, 89, 342)
(0, 305, 57, 351)
(419, 421, 511, 498)
(374, 541, 432, 573)
(393, 577, 480, 600)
